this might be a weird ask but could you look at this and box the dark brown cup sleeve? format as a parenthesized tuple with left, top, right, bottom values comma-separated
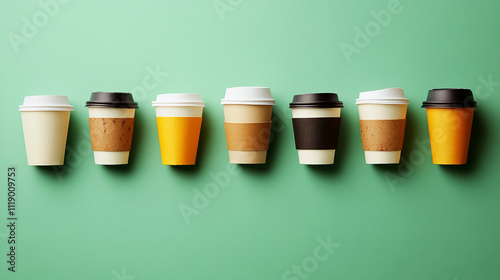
(360, 119, 406, 151)
(292, 118, 341, 149)
(224, 122, 271, 151)
(89, 118, 135, 151)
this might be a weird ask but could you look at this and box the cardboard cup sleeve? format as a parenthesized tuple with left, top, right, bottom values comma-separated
(292, 118, 341, 149)
(360, 119, 406, 151)
(224, 122, 271, 151)
(89, 118, 135, 151)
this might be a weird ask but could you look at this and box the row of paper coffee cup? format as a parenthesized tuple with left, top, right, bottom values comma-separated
(19, 87, 477, 166)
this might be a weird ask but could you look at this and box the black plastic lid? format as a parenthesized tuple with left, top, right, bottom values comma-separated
(85, 92, 138, 108)
(289, 93, 344, 108)
(422, 88, 477, 108)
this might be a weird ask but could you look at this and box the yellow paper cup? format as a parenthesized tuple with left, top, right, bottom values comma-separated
(153, 94, 205, 165)
(422, 88, 477, 165)
(426, 108, 474, 165)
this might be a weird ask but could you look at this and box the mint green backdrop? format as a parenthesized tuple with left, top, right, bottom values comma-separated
(1, 1, 499, 279)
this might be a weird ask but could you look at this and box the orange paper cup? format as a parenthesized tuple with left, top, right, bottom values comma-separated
(426, 108, 474, 165)
(153, 94, 205, 165)
(422, 88, 477, 165)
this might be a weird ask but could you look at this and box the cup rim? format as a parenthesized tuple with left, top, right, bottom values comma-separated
(222, 86, 275, 105)
(289, 93, 344, 108)
(152, 93, 205, 107)
(356, 99, 409, 105)
(356, 87, 409, 105)
(221, 99, 276, 105)
(86, 92, 138, 109)
(421, 88, 477, 108)
(20, 95, 74, 111)
(19, 105, 74, 112)
(421, 101, 477, 108)
(152, 102, 205, 107)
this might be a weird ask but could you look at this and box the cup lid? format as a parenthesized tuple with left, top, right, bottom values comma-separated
(85, 92, 138, 109)
(356, 88, 409, 105)
(19, 95, 74, 111)
(152, 93, 205, 107)
(289, 93, 344, 108)
(221, 87, 275, 105)
(421, 88, 477, 108)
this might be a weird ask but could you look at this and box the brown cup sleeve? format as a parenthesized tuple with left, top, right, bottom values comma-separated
(360, 119, 406, 151)
(292, 118, 341, 149)
(89, 118, 135, 151)
(224, 122, 271, 151)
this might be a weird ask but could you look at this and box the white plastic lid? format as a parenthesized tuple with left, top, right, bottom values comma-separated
(152, 93, 205, 107)
(19, 95, 74, 111)
(221, 87, 276, 105)
(356, 88, 409, 105)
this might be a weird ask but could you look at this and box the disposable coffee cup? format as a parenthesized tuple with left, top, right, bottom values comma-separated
(86, 92, 138, 165)
(356, 88, 409, 164)
(153, 93, 205, 165)
(20, 95, 73, 166)
(290, 93, 343, 165)
(221, 87, 275, 164)
(422, 88, 477, 165)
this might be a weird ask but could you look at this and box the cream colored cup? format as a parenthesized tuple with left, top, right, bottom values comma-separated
(356, 88, 409, 164)
(19, 95, 73, 166)
(221, 87, 275, 164)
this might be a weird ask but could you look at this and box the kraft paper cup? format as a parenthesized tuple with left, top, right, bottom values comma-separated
(221, 87, 275, 164)
(153, 93, 205, 165)
(356, 88, 409, 164)
(422, 88, 477, 165)
(290, 93, 344, 165)
(86, 92, 138, 165)
(19, 95, 73, 166)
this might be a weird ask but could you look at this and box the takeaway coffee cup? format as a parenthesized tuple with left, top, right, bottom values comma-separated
(289, 93, 343, 165)
(20, 95, 73, 166)
(153, 93, 205, 165)
(221, 87, 275, 164)
(86, 92, 138, 165)
(422, 88, 477, 165)
(356, 88, 409, 164)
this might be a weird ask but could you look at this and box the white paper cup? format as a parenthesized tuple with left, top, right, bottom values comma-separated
(356, 88, 408, 164)
(19, 95, 73, 166)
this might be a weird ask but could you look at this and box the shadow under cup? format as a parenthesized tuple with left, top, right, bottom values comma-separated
(290, 93, 344, 165)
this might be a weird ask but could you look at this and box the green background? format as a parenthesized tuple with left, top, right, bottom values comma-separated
(1, 0, 500, 279)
